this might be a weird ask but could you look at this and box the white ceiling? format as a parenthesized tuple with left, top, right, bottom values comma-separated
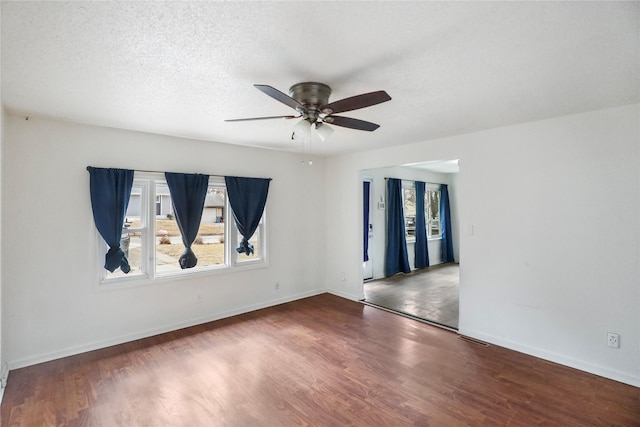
(2, 1, 638, 156)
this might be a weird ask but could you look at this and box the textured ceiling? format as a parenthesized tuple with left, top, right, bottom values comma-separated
(2, 1, 638, 156)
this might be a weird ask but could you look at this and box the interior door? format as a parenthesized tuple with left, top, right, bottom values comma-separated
(363, 180, 373, 280)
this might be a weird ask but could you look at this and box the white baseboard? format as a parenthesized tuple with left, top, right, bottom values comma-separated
(326, 288, 361, 301)
(8, 288, 326, 371)
(459, 327, 640, 388)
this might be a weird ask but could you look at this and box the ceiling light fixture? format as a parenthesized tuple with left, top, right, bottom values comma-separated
(316, 122, 334, 142)
(291, 119, 311, 141)
(292, 119, 335, 143)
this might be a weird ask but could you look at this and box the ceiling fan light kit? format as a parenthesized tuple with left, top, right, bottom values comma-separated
(292, 118, 312, 141)
(315, 122, 334, 142)
(226, 82, 391, 142)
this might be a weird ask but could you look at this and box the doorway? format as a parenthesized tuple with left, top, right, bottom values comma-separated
(361, 160, 460, 329)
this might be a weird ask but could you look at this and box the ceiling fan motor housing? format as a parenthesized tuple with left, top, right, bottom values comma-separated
(289, 82, 332, 122)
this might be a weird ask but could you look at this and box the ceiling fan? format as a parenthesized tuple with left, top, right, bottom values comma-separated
(225, 82, 391, 140)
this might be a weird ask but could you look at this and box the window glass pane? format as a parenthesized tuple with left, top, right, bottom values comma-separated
(427, 189, 441, 237)
(155, 186, 226, 274)
(105, 231, 145, 279)
(105, 183, 144, 279)
(236, 217, 261, 262)
(403, 187, 416, 237)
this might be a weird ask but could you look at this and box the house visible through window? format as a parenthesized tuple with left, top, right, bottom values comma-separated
(154, 184, 226, 275)
(101, 172, 266, 283)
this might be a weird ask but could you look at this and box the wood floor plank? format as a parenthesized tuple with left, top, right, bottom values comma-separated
(1, 293, 639, 426)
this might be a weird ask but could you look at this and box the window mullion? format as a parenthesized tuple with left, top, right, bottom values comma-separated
(227, 196, 235, 267)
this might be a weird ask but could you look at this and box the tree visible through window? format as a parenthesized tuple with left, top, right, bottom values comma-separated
(427, 189, 441, 237)
(402, 182, 442, 239)
(402, 187, 416, 237)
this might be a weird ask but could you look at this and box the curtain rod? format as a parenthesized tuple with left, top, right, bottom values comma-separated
(86, 166, 272, 181)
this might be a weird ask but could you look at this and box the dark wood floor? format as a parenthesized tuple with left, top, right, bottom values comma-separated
(2, 294, 638, 426)
(364, 263, 459, 328)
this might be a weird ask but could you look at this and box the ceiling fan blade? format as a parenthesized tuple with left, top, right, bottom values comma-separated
(254, 84, 303, 111)
(324, 115, 380, 132)
(225, 115, 299, 122)
(320, 90, 391, 114)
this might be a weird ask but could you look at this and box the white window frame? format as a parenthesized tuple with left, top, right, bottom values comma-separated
(96, 172, 268, 287)
(401, 181, 417, 242)
(397, 180, 443, 243)
(230, 214, 267, 267)
(426, 184, 442, 240)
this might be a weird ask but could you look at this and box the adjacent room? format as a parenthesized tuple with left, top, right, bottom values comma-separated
(362, 161, 461, 329)
(0, 1, 638, 425)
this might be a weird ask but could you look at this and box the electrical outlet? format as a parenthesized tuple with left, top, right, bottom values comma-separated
(275, 282, 280, 290)
(607, 332, 620, 348)
(196, 295, 202, 304)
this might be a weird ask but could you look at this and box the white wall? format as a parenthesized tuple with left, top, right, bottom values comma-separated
(0, 108, 4, 388)
(449, 172, 461, 262)
(0, 3, 5, 390)
(326, 104, 640, 387)
(2, 116, 327, 368)
(361, 166, 458, 281)
(0, 103, 3, 387)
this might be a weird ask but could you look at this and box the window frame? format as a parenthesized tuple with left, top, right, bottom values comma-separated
(401, 181, 417, 242)
(398, 180, 444, 243)
(231, 214, 266, 267)
(426, 184, 442, 240)
(96, 172, 268, 287)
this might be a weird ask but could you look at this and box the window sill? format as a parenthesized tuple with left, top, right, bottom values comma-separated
(405, 236, 443, 245)
(96, 259, 268, 292)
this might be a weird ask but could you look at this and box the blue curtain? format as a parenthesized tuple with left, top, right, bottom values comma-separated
(363, 181, 370, 262)
(87, 167, 134, 273)
(165, 172, 209, 269)
(414, 181, 430, 269)
(385, 178, 410, 276)
(440, 184, 455, 263)
(225, 176, 271, 255)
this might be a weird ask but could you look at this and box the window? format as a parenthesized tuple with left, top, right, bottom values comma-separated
(402, 186, 416, 237)
(100, 172, 267, 283)
(106, 182, 147, 279)
(154, 183, 227, 275)
(426, 188, 441, 238)
(235, 215, 264, 263)
(401, 181, 442, 240)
